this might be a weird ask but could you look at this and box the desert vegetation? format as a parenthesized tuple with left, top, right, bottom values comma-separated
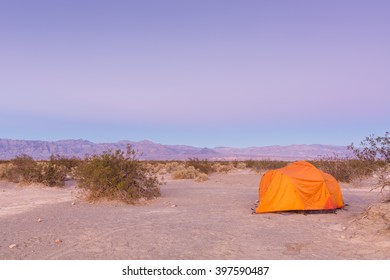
(308, 132, 389, 187)
(75, 145, 161, 203)
(348, 132, 389, 196)
(0, 154, 77, 187)
(310, 158, 384, 183)
(244, 160, 288, 172)
(1, 132, 388, 203)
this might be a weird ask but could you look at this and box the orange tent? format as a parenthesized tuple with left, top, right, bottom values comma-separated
(256, 161, 344, 213)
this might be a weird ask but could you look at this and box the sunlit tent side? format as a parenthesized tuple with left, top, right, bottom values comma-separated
(255, 161, 344, 213)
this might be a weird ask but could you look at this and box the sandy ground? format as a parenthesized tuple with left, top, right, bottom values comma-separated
(0, 171, 389, 260)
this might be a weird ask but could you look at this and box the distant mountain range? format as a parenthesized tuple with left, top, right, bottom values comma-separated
(0, 138, 349, 161)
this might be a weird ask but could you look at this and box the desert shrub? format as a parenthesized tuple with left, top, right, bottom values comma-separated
(348, 132, 389, 196)
(212, 162, 234, 173)
(0, 162, 10, 178)
(236, 162, 247, 169)
(348, 132, 389, 162)
(171, 166, 209, 182)
(312, 132, 389, 185)
(374, 165, 390, 196)
(165, 161, 184, 173)
(311, 157, 381, 183)
(195, 173, 209, 182)
(48, 154, 81, 172)
(152, 163, 166, 174)
(75, 145, 160, 203)
(245, 160, 288, 172)
(1, 154, 70, 186)
(39, 161, 67, 187)
(40, 154, 81, 185)
(185, 158, 215, 174)
(171, 166, 198, 179)
(3, 154, 41, 183)
(143, 161, 168, 174)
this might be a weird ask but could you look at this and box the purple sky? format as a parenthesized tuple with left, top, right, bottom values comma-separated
(1, 0, 389, 147)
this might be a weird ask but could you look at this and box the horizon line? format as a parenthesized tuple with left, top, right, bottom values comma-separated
(0, 137, 349, 149)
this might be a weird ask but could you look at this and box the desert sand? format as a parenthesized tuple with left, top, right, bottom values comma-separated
(0, 170, 389, 260)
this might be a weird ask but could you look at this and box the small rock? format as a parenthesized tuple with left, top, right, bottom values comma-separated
(171, 204, 177, 208)
(9, 244, 17, 249)
(255, 200, 259, 204)
(342, 226, 347, 231)
(55, 239, 62, 244)
(36, 218, 43, 223)
(71, 202, 76, 205)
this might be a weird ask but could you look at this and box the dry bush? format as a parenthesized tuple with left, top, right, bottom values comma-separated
(5, 154, 41, 183)
(195, 173, 209, 182)
(313, 132, 389, 185)
(165, 161, 185, 173)
(348, 132, 389, 198)
(186, 158, 215, 174)
(171, 166, 209, 182)
(0, 162, 10, 178)
(153, 163, 167, 174)
(348, 132, 389, 162)
(48, 155, 81, 172)
(143, 162, 153, 170)
(236, 162, 247, 169)
(352, 202, 390, 234)
(143, 161, 170, 175)
(245, 160, 288, 173)
(39, 161, 67, 187)
(171, 166, 198, 179)
(373, 165, 390, 198)
(1, 154, 71, 186)
(76, 145, 160, 203)
(311, 157, 384, 183)
(212, 162, 234, 173)
(41, 154, 80, 186)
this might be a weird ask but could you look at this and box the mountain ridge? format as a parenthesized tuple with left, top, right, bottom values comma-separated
(0, 138, 349, 161)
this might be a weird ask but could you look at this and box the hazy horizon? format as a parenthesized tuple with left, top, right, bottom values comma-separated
(1, 0, 389, 147)
(0, 136, 356, 149)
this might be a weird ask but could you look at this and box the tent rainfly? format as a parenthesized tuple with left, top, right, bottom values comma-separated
(256, 161, 344, 213)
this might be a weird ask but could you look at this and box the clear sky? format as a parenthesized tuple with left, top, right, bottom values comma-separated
(1, 0, 389, 147)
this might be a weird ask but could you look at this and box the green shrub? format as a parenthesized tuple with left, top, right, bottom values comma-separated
(48, 154, 81, 172)
(40, 161, 67, 187)
(76, 145, 160, 203)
